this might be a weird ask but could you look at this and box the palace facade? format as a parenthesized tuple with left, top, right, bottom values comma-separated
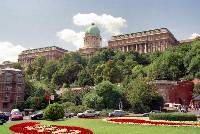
(0, 68, 25, 112)
(79, 23, 101, 57)
(108, 28, 179, 53)
(18, 46, 67, 65)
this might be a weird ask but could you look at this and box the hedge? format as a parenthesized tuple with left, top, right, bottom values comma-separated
(149, 113, 197, 121)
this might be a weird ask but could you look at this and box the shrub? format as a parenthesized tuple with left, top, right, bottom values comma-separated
(149, 113, 197, 121)
(44, 103, 64, 120)
(67, 105, 88, 115)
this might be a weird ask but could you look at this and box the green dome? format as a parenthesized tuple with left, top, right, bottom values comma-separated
(85, 23, 100, 36)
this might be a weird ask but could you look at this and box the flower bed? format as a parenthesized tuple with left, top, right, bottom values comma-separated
(106, 117, 200, 127)
(9, 122, 93, 134)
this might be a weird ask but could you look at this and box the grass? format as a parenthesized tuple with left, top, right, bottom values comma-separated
(1, 118, 200, 134)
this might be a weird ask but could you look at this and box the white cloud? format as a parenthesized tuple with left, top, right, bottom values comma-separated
(73, 13, 127, 35)
(0, 42, 26, 63)
(189, 33, 200, 39)
(57, 13, 127, 50)
(56, 29, 84, 49)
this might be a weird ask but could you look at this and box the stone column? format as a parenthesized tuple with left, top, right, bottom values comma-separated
(144, 44, 147, 53)
(136, 44, 138, 52)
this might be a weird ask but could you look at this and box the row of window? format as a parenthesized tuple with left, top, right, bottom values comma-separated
(0, 85, 23, 92)
(110, 35, 170, 45)
(116, 43, 169, 53)
(2, 94, 22, 101)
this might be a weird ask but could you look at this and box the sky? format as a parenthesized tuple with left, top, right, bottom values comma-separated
(0, 0, 200, 63)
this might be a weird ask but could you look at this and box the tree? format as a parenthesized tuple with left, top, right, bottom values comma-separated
(77, 69, 94, 86)
(88, 48, 115, 65)
(44, 103, 64, 120)
(24, 77, 35, 100)
(61, 88, 89, 105)
(83, 91, 103, 110)
(41, 61, 58, 82)
(193, 83, 200, 97)
(187, 55, 200, 78)
(93, 64, 105, 84)
(147, 51, 185, 80)
(32, 56, 46, 80)
(51, 62, 83, 87)
(132, 65, 145, 78)
(103, 61, 122, 83)
(95, 81, 123, 109)
(61, 89, 77, 104)
(126, 77, 163, 113)
(59, 52, 86, 66)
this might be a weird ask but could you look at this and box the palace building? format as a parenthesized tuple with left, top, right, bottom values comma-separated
(18, 46, 67, 65)
(79, 23, 101, 57)
(108, 28, 179, 53)
(0, 68, 25, 112)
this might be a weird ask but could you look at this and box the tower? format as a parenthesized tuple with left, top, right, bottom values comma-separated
(79, 23, 101, 57)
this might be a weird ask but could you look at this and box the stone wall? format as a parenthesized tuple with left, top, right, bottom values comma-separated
(153, 80, 193, 106)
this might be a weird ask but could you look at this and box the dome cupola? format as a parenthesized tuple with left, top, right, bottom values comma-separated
(85, 23, 100, 36)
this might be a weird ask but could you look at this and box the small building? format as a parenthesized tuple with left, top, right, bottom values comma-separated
(0, 68, 25, 112)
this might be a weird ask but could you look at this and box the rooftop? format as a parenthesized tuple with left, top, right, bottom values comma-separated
(109, 28, 173, 41)
(20, 46, 67, 54)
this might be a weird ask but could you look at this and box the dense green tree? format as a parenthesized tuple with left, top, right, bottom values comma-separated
(24, 78, 35, 100)
(93, 64, 105, 84)
(193, 83, 200, 97)
(77, 69, 94, 86)
(103, 61, 122, 83)
(83, 91, 103, 110)
(44, 103, 64, 120)
(61, 89, 77, 104)
(61, 87, 90, 105)
(95, 81, 123, 109)
(88, 48, 115, 65)
(126, 77, 163, 113)
(25, 64, 34, 77)
(41, 61, 58, 82)
(147, 51, 185, 80)
(59, 52, 86, 66)
(51, 62, 83, 87)
(132, 65, 145, 78)
(32, 56, 46, 80)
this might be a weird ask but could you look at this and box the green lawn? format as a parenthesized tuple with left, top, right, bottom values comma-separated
(1, 118, 200, 134)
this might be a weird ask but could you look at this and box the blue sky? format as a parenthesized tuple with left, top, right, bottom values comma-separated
(0, 0, 200, 63)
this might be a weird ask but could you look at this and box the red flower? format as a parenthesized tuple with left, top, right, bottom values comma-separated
(9, 122, 93, 134)
(107, 118, 200, 127)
